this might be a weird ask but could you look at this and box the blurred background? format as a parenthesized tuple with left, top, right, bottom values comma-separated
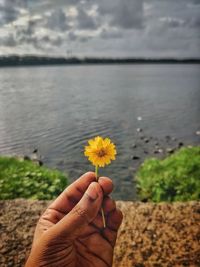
(0, 0, 200, 200)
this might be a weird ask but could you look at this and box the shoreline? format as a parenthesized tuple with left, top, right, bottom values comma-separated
(1, 56, 200, 68)
(1, 132, 200, 201)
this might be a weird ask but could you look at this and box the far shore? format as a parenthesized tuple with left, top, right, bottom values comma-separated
(0, 55, 200, 67)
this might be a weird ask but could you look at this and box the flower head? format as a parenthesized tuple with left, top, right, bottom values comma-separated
(84, 136, 117, 167)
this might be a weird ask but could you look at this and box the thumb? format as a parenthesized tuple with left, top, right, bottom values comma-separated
(53, 182, 103, 237)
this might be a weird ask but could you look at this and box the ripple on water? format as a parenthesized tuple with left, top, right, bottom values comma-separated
(0, 64, 200, 200)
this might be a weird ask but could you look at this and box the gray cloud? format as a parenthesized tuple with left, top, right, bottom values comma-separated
(191, 0, 200, 4)
(0, 16, 63, 52)
(39, 35, 63, 46)
(68, 31, 92, 43)
(26, 0, 81, 14)
(0, 33, 16, 47)
(76, 6, 99, 30)
(189, 16, 200, 28)
(97, 0, 144, 29)
(159, 17, 185, 28)
(0, 0, 29, 25)
(0, 0, 199, 57)
(46, 9, 70, 31)
(100, 28, 123, 40)
(68, 31, 77, 41)
(110, 0, 144, 29)
(0, 2, 19, 25)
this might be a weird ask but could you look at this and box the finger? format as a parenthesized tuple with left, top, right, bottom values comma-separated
(98, 177, 114, 195)
(53, 182, 103, 238)
(48, 172, 96, 214)
(92, 197, 117, 229)
(102, 196, 116, 215)
(107, 208, 123, 231)
(103, 209, 123, 247)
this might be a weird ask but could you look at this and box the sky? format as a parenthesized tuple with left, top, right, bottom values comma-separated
(0, 0, 199, 58)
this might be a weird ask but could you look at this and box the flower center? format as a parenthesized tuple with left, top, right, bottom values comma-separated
(97, 149, 106, 157)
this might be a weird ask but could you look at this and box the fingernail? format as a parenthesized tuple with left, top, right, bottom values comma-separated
(98, 177, 107, 181)
(85, 182, 99, 201)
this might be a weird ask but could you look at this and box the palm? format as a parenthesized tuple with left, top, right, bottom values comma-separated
(74, 229, 114, 267)
(31, 173, 122, 267)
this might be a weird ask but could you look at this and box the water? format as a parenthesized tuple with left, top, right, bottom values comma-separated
(0, 64, 199, 200)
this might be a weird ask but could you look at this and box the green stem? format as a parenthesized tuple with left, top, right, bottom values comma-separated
(95, 165, 106, 228)
(95, 165, 98, 181)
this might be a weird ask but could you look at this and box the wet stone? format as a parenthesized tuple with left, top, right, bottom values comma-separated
(178, 142, 184, 147)
(166, 148, 175, 154)
(132, 156, 140, 160)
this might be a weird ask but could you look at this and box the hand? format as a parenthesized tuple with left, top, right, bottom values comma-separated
(25, 172, 123, 267)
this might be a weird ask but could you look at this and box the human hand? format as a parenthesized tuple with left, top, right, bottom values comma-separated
(25, 172, 123, 267)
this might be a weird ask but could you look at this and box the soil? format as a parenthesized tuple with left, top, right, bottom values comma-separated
(0, 200, 199, 267)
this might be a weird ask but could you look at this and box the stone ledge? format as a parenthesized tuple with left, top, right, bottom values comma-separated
(0, 200, 199, 267)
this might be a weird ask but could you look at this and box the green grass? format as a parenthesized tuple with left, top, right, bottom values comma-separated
(136, 146, 200, 202)
(0, 156, 68, 200)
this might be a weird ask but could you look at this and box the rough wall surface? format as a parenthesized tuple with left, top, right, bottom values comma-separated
(0, 200, 199, 267)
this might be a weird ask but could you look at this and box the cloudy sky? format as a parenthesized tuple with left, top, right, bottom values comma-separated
(0, 0, 199, 58)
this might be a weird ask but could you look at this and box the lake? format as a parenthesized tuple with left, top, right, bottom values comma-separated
(0, 64, 199, 200)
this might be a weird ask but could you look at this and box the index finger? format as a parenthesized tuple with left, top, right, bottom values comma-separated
(49, 172, 96, 214)
(48, 172, 113, 215)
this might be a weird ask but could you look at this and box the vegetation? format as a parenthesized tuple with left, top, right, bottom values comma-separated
(0, 55, 200, 67)
(0, 156, 68, 200)
(136, 146, 200, 202)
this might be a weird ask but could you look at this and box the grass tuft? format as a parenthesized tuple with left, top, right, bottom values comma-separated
(136, 146, 200, 202)
(0, 156, 68, 200)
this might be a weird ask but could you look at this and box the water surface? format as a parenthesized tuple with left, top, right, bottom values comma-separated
(0, 64, 199, 200)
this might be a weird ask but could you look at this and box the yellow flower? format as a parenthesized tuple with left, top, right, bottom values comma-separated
(84, 136, 117, 167)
